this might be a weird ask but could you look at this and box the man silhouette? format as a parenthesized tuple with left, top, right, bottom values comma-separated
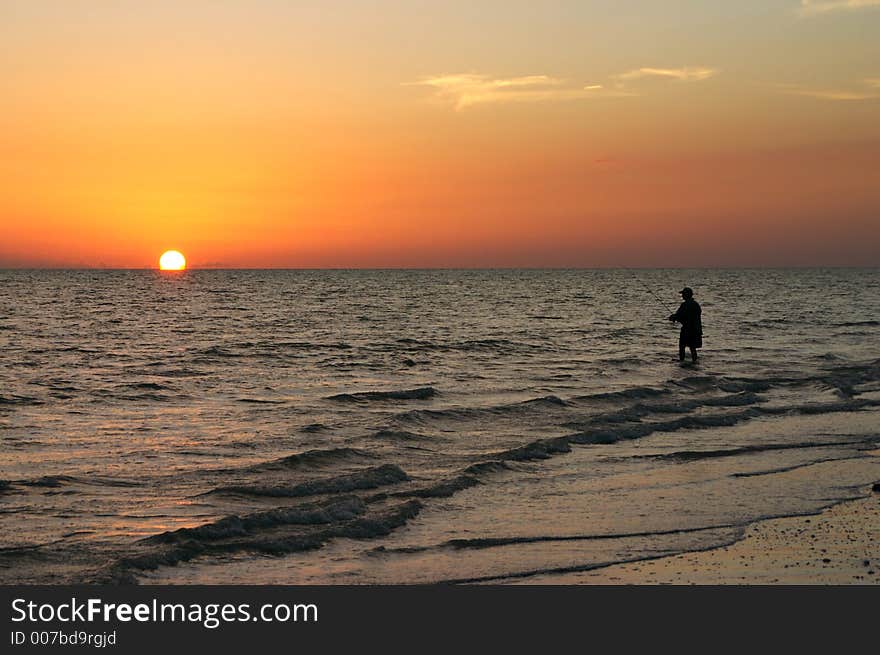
(669, 287, 702, 362)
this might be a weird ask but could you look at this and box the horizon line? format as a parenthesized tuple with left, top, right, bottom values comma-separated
(1, 265, 878, 271)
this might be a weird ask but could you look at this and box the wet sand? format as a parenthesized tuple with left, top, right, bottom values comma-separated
(525, 486, 880, 584)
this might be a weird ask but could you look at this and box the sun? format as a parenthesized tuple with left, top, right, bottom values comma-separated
(159, 250, 186, 271)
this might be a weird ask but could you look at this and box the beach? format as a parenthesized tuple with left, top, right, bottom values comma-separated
(525, 487, 880, 584)
(1, 269, 879, 584)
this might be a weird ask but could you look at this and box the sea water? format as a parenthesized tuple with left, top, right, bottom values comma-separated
(1, 269, 878, 583)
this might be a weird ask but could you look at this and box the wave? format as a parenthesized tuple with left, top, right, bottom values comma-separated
(573, 387, 669, 403)
(686, 361, 880, 398)
(52, 357, 880, 583)
(20, 476, 70, 488)
(272, 341, 353, 351)
(0, 536, 78, 556)
(494, 437, 572, 462)
(182, 392, 868, 568)
(366, 429, 436, 443)
(18, 475, 144, 488)
(122, 382, 174, 391)
(110, 392, 185, 403)
(520, 395, 568, 407)
(146, 496, 367, 545)
(327, 387, 437, 402)
(394, 337, 548, 354)
(596, 356, 647, 367)
(393, 393, 576, 426)
(562, 391, 764, 432)
(401, 475, 480, 498)
(94, 497, 424, 583)
(730, 457, 860, 479)
(373, 521, 747, 555)
(43, 384, 80, 393)
(458, 396, 880, 474)
(394, 407, 477, 425)
(0, 394, 43, 406)
(642, 438, 874, 462)
(54, 346, 100, 354)
(436, 537, 747, 584)
(135, 364, 207, 378)
(193, 345, 240, 358)
(394, 387, 763, 427)
(245, 447, 376, 472)
(571, 398, 879, 445)
(209, 464, 409, 498)
(462, 461, 514, 476)
(368, 474, 481, 501)
(300, 423, 328, 433)
(391, 386, 704, 427)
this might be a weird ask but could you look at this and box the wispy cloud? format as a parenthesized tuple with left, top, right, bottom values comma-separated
(411, 64, 720, 110)
(409, 73, 631, 110)
(614, 66, 719, 82)
(779, 80, 880, 100)
(785, 89, 877, 100)
(798, 0, 880, 16)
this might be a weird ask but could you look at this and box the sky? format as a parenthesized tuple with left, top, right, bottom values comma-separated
(2, 0, 879, 268)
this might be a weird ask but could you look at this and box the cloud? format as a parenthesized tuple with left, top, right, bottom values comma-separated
(798, 0, 880, 15)
(410, 66, 718, 110)
(786, 89, 877, 100)
(409, 73, 631, 110)
(614, 67, 719, 82)
(779, 81, 880, 100)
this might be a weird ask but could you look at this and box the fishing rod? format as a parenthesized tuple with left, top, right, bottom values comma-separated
(629, 269, 675, 316)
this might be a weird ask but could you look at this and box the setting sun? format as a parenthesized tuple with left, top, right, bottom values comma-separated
(159, 250, 186, 271)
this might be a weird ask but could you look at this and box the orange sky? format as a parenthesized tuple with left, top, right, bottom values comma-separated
(2, 1, 879, 268)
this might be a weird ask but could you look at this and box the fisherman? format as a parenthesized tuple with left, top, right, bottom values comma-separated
(669, 287, 702, 362)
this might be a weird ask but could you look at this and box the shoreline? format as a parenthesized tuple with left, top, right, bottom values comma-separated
(522, 486, 880, 584)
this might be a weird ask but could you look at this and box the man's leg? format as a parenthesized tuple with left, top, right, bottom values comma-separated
(690, 347, 698, 362)
(679, 341, 686, 361)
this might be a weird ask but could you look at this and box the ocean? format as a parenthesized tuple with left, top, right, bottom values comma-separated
(1, 268, 878, 583)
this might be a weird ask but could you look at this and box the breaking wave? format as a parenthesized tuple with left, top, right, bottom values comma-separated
(209, 465, 409, 498)
(328, 387, 438, 402)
